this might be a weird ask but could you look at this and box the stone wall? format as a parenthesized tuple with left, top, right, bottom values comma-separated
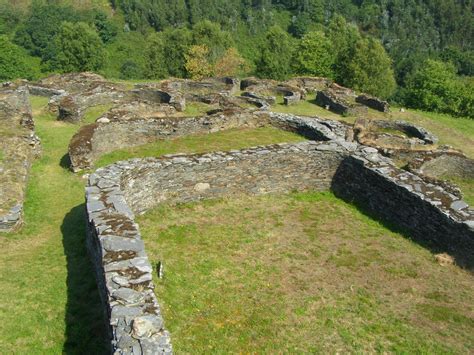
(121, 141, 350, 214)
(316, 90, 368, 116)
(68, 112, 349, 172)
(355, 94, 390, 112)
(69, 110, 269, 172)
(332, 147, 474, 268)
(0, 86, 40, 233)
(85, 140, 352, 354)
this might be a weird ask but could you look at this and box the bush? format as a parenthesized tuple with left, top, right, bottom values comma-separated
(404, 59, 473, 118)
(0, 35, 40, 81)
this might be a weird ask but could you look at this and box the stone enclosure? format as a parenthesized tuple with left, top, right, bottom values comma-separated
(2, 72, 473, 354)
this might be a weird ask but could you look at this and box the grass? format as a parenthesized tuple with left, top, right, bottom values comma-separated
(182, 102, 216, 117)
(272, 98, 347, 122)
(440, 175, 474, 206)
(138, 192, 474, 353)
(82, 104, 114, 124)
(0, 97, 304, 353)
(96, 127, 306, 168)
(0, 96, 107, 353)
(0, 94, 472, 353)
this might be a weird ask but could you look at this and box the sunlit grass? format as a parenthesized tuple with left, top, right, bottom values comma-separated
(96, 127, 306, 168)
(139, 191, 474, 353)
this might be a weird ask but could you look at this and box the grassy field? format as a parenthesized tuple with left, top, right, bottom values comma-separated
(0, 94, 472, 353)
(138, 192, 474, 353)
(0, 97, 306, 353)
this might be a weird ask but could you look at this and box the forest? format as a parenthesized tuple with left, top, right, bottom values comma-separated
(0, 0, 473, 117)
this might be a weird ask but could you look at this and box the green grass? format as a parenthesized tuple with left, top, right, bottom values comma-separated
(82, 104, 114, 124)
(96, 127, 306, 168)
(0, 94, 472, 353)
(182, 102, 216, 117)
(0, 97, 303, 353)
(440, 175, 474, 206)
(272, 98, 347, 122)
(0, 97, 107, 353)
(138, 192, 474, 353)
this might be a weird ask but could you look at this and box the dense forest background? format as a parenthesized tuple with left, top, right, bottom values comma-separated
(0, 0, 473, 117)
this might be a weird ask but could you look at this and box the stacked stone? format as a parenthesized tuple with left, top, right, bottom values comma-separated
(316, 90, 368, 116)
(332, 147, 474, 266)
(86, 170, 172, 354)
(86, 140, 356, 353)
(355, 94, 390, 113)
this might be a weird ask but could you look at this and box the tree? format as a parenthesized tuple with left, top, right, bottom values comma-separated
(163, 28, 193, 77)
(326, 14, 361, 83)
(185, 45, 213, 80)
(93, 11, 118, 44)
(293, 31, 335, 78)
(257, 26, 294, 80)
(144, 33, 168, 79)
(340, 37, 396, 99)
(0, 36, 40, 81)
(404, 59, 467, 116)
(214, 47, 250, 77)
(120, 60, 143, 79)
(49, 22, 105, 73)
(192, 20, 233, 62)
(13, 3, 76, 60)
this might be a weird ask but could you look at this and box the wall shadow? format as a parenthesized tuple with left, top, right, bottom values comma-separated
(61, 204, 109, 354)
(60, 153, 72, 171)
(331, 191, 474, 272)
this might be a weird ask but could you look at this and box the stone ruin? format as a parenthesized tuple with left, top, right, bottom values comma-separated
(0, 82, 41, 232)
(2, 72, 473, 353)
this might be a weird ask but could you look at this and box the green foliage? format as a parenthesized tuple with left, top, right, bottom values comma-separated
(257, 26, 294, 80)
(0, 2, 22, 35)
(191, 20, 233, 62)
(13, 2, 77, 60)
(293, 31, 335, 78)
(340, 37, 397, 99)
(0, 35, 40, 80)
(184, 45, 213, 80)
(93, 11, 118, 44)
(48, 22, 105, 73)
(162, 28, 193, 78)
(102, 31, 147, 79)
(119, 60, 142, 80)
(404, 59, 473, 118)
(144, 32, 168, 79)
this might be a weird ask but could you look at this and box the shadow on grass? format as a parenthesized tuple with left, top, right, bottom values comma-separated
(61, 204, 109, 354)
(60, 153, 72, 171)
(330, 186, 474, 272)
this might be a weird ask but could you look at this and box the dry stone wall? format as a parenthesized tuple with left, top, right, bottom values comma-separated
(85, 140, 353, 354)
(332, 147, 474, 267)
(68, 111, 349, 172)
(0, 86, 40, 233)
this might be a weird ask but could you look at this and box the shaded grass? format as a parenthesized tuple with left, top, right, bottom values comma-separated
(138, 191, 474, 353)
(96, 127, 306, 168)
(0, 98, 107, 353)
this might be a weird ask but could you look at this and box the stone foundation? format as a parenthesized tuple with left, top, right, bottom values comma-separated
(0, 86, 41, 233)
(68, 111, 349, 172)
(85, 140, 353, 354)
